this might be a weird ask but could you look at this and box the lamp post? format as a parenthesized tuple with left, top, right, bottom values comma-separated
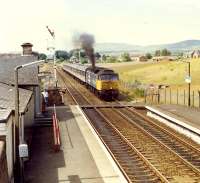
(14, 60, 45, 183)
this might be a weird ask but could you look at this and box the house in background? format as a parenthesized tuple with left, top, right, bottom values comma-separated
(192, 50, 200, 59)
(185, 50, 200, 59)
(152, 56, 177, 62)
(131, 55, 148, 62)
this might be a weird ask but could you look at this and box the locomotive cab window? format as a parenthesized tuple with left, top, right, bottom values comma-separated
(99, 74, 119, 81)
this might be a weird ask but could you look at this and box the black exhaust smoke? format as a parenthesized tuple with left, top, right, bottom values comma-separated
(72, 33, 95, 70)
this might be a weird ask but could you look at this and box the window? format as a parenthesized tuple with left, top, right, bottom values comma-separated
(100, 74, 119, 81)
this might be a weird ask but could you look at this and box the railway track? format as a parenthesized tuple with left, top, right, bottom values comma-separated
(56, 69, 76, 105)
(57, 68, 103, 105)
(121, 107, 200, 169)
(83, 107, 168, 182)
(57, 68, 200, 182)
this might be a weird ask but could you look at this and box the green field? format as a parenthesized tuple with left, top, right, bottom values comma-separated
(101, 59, 200, 90)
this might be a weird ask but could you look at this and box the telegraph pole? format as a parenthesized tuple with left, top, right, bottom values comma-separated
(183, 61, 191, 106)
(46, 26, 57, 87)
(188, 61, 191, 106)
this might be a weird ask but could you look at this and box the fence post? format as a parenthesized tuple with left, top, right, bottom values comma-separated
(144, 90, 147, 104)
(192, 91, 194, 107)
(198, 91, 200, 108)
(177, 89, 179, 104)
(170, 88, 172, 104)
(157, 89, 160, 104)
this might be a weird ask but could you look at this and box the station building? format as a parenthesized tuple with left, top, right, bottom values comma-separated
(0, 43, 41, 182)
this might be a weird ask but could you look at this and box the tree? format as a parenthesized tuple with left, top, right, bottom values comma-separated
(69, 49, 87, 60)
(161, 49, 171, 56)
(39, 53, 47, 60)
(80, 58, 88, 64)
(55, 50, 69, 60)
(145, 53, 152, 59)
(107, 56, 117, 63)
(155, 50, 161, 56)
(95, 52, 101, 60)
(121, 52, 131, 62)
(177, 52, 184, 58)
(101, 55, 107, 62)
(69, 49, 78, 58)
(80, 51, 86, 58)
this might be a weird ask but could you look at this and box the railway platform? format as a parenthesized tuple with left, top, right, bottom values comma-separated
(24, 105, 126, 183)
(146, 104, 200, 135)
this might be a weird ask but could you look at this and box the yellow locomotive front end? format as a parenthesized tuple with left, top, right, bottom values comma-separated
(96, 73, 119, 99)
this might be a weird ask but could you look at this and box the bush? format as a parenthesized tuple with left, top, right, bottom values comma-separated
(121, 52, 131, 62)
(107, 56, 118, 63)
(55, 50, 69, 60)
(80, 59, 88, 64)
(119, 81, 145, 101)
(133, 88, 145, 97)
(145, 53, 152, 59)
(39, 53, 47, 60)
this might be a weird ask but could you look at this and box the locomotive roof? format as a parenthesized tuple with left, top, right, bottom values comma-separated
(63, 63, 117, 75)
(86, 67, 115, 74)
(63, 63, 88, 72)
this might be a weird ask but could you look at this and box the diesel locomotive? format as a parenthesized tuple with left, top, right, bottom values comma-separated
(62, 63, 119, 100)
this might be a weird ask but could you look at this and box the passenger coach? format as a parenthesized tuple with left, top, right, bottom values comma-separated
(62, 63, 119, 100)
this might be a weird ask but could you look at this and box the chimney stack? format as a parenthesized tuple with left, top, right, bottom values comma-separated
(21, 43, 33, 55)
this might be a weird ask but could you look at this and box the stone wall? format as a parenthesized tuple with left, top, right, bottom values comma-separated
(0, 141, 9, 183)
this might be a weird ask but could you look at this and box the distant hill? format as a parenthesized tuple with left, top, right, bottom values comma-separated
(95, 40, 200, 53)
(145, 40, 200, 51)
(95, 43, 142, 52)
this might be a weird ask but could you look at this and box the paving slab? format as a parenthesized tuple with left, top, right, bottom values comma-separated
(25, 106, 126, 183)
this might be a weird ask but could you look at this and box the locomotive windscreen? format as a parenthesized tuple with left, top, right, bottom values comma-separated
(99, 74, 119, 80)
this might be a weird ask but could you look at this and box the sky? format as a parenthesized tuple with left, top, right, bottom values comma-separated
(0, 0, 200, 52)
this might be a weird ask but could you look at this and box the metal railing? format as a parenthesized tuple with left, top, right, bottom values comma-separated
(52, 104, 61, 152)
(145, 88, 200, 108)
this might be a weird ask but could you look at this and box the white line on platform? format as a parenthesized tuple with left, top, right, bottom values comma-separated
(146, 106, 200, 135)
(146, 106, 200, 144)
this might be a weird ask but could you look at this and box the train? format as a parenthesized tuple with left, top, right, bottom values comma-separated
(62, 63, 119, 100)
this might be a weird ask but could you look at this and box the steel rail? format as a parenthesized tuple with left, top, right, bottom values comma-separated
(82, 107, 133, 183)
(113, 108, 200, 176)
(57, 68, 169, 182)
(58, 69, 133, 182)
(56, 69, 77, 104)
(57, 67, 200, 180)
(129, 107, 200, 154)
(57, 69, 87, 104)
(94, 107, 170, 183)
